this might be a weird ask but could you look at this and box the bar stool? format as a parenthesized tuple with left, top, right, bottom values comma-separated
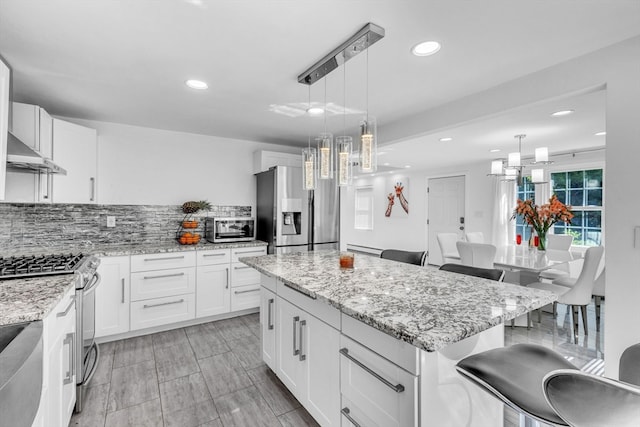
(379, 249, 427, 266)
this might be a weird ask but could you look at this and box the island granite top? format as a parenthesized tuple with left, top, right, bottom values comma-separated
(241, 250, 559, 352)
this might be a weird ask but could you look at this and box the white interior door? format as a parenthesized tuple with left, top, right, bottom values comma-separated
(427, 176, 465, 265)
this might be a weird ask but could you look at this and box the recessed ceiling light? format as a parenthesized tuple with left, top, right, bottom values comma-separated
(185, 79, 208, 90)
(489, 149, 501, 153)
(306, 107, 324, 116)
(594, 131, 606, 136)
(383, 162, 390, 166)
(551, 110, 574, 117)
(411, 41, 441, 57)
(439, 137, 453, 142)
(404, 165, 411, 168)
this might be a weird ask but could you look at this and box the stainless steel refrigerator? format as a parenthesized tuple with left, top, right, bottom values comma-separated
(256, 166, 339, 254)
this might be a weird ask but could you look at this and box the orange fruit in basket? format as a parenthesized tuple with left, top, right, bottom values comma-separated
(183, 232, 193, 238)
(179, 236, 188, 244)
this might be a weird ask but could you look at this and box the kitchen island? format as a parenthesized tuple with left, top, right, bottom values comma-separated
(241, 250, 558, 427)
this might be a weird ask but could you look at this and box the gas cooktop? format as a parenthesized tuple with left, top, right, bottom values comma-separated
(0, 253, 87, 280)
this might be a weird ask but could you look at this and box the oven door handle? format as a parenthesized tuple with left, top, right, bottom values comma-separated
(83, 272, 102, 296)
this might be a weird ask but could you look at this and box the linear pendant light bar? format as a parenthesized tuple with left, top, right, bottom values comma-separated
(298, 23, 385, 85)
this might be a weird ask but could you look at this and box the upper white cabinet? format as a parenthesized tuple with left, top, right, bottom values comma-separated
(51, 118, 97, 203)
(253, 150, 300, 174)
(12, 102, 53, 158)
(0, 57, 9, 200)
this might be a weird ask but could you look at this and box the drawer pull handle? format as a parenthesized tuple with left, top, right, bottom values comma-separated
(341, 408, 362, 427)
(143, 272, 185, 280)
(143, 299, 185, 309)
(121, 278, 125, 303)
(235, 249, 265, 255)
(339, 348, 405, 393)
(225, 268, 229, 289)
(203, 253, 225, 257)
(234, 265, 251, 270)
(299, 320, 306, 361)
(267, 298, 274, 330)
(57, 295, 76, 317)
(143, 255, 185, 261)
(63, 333, 75, 385)
(234, 288, 260, 295)
(292, 316, 300, 356)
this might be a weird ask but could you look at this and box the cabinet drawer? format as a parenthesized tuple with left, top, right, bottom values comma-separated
(197, 249, 231, 266)
(231, 263, 261, 287)
(277, 279, 340, 330)
(340, 335, 418, 427)
(131, 251, 196, 272)
(131, 267, 195, 301)
(231, 246, 266, 263)
(231, 284, 261, 311)
(130, 293, 195, 330)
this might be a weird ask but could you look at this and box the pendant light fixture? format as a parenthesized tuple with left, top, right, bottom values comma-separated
(297, 23, 384, 187)
(302, 86, 317, 190)
(487, 134, 551, 185)
(317, 77, 334, 180)
(337, 57, 353, 186)
(359, 33, 377, 174)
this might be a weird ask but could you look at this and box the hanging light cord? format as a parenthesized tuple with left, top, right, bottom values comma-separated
(343, 58, 347, 136)
(308, 85, 312, 149)
(365, 34, 369, 124)
(323, 75, 328, 134)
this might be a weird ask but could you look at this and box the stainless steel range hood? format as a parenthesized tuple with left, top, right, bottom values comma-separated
(6, 131, 66, 174)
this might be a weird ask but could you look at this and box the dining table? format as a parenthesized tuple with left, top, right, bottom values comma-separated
(493, 245, 584, 326)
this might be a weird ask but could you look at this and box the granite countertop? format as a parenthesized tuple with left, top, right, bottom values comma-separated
(0, 240, 267, 326)
(241, 250, 559, 352)
(0, 274, 76, 325)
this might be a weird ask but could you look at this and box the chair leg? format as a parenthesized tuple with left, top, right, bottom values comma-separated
(553, 301, 557, 318)
(571, 305, 580, 337)
(537, 308, 541, 323)
(595, 296, 602, 332)
(527, 312, 531, 329)
(580, 305, 589, 335)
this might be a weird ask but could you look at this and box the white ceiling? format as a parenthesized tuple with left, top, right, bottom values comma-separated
(1, 1, 638, 162)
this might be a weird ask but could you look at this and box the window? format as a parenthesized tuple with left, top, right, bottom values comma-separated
(354, 186, 374, 230)
(551, 169, 603, 246)
(515, 176, 535, 241)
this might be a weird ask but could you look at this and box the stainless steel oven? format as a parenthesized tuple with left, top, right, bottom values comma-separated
(74, 257, 100, 413)
(205, 217, 255, 243)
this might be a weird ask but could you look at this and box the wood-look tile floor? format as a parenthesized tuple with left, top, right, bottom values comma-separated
(70, 314, 319, 427)
(71, 301, 604, 427)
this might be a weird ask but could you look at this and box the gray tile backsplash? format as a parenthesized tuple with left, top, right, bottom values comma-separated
(0, 203, 251, 251)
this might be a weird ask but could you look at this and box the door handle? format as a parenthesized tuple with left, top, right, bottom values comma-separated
(341, 408, 362, 427)
(299, 320, 306, 361)
(143, 299, 184, 309)
(459, 226, 465, 230)
(143, 272, 184, 280)
(57, 295, 76, 317)
(267, 298, 274, 330)
(225, 268, 229, 289)
(63, 333, 75, 385)
(339, 348, 405, 393)
(292, 316, 300, 356)
(121, 278, 125, 303)
(90, 177, 95, 201)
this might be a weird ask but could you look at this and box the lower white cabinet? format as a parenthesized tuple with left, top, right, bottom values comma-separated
(260, 287, 276, 370)
(231, 284, 261, 311)
(275, 292, 340, 427)
(196, 263, 231, 318)
(95, 256, 130, 338)
(35, 287, 77, 427)
(131, 293, 196, 330)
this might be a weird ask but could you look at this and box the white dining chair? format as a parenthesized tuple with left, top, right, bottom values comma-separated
(528, 246, 604, 337)
(465, 231, 484, 243)
(437, 233, 461, 264)
(538, 234, 574, 281)
(554, 266, 606, 332)
(456, 241, 497, 269)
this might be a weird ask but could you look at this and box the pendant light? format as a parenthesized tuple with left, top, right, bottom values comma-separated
(337, 56, 353, 186)
(359, 34, 377, 173)
(317, 77, 334, 180)
(302, 86, 317, 190)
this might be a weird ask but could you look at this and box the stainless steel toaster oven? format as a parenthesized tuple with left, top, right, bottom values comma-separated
(205, 217, 255, 243)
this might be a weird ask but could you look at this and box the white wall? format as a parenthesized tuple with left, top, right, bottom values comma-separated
(65, 119, 298, 207)
(340, 160, 493, 259)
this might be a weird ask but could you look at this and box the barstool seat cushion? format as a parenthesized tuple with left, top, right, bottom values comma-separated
(456, 343, 577, 426)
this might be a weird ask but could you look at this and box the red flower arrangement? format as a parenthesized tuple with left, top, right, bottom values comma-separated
(511, 195, 574, 250)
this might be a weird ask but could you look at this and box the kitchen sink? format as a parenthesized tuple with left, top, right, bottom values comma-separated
(0, 321, 43, 427)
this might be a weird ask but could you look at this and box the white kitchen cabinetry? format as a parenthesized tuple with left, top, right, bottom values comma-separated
(6, 102, 53, 203)
(51, 118, 97, 203)
(196, 249, 231, 318)
(35, 286, 76, 427)
(230, 246, 266, 311)
(130, 252, 196, 331)
(0, 57, 9, 201)
(253, 150, 300, 174)
(260, 285, 277, 371)
(273, 279, 341, 427)
(95, 256, 131, 338)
